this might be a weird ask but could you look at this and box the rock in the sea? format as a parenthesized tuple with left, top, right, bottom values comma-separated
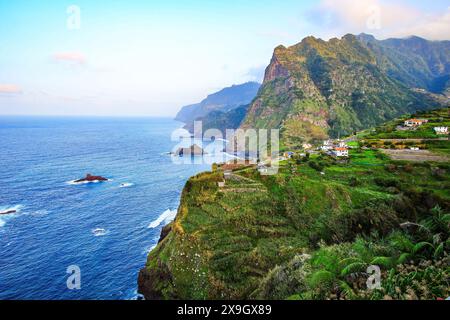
(75, 173, 109, 183)
(174, 144, 207, 157)
(0, 210, 16, 215)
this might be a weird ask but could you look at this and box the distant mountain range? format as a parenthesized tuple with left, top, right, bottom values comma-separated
(242, 34, 449, 145)
(175, 82, 261, 133)
(175, 34, 449, 144)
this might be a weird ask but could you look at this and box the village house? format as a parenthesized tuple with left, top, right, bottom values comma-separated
(331, 147, 349, 158)
(257, 163, 270, 174)
(283, 151, 295, 159)
(404, 119, 428, 127)
(302, 143, 313, 150)
(434, 127, 449, 135)
(320, 140, 334, 151)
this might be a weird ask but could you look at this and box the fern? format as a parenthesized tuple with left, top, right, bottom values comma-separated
(340, 262, 367, 276)
(433, 243, 444, 259)
(339, 281, 356, 300)
(370, 256, 393, 268)
(397, 252, 412, 264)
(412, 242, 433, 254)
(310, 270, 335, 287)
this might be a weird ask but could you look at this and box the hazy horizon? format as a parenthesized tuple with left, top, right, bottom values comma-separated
(1, 0, 449, 117)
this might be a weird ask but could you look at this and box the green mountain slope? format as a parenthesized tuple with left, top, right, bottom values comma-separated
(139, 108, 450, 300)
(191, 104, 250, 135)
(241, 34, 449, 145)
(175, 82, 260, 131)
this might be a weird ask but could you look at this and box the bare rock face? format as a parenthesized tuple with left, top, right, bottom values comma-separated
(138, 258, 175, 300)
(74, 173, 108, 183)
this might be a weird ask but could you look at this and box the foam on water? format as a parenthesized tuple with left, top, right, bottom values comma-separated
(148, 209, 177, 229)
(0, 205, 23, 227)
(92, 228, 108, 237)
(120, 183, 134, 188)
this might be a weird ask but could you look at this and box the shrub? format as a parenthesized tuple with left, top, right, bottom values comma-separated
(253, 255, 311, 299)
(374, 177, 400, 188)
(308, 161, 324, 172)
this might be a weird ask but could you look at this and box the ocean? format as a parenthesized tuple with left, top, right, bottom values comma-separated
(0, 116, 227, 300)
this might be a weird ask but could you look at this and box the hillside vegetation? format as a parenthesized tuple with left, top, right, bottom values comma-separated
(175, 82, 260, 133)
(242, 34, 449, 145)
(139, 108, 450, 300)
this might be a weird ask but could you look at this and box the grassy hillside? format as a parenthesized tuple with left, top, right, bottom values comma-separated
(139, 109, 450, 300)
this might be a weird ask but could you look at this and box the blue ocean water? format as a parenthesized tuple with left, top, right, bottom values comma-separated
(0, 116, 224, 300)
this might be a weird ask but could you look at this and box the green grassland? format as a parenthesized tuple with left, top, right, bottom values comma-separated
(140, 109, 450, 300)
(359, 107, 450, 140)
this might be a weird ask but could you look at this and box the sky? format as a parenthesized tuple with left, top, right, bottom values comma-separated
(0, 0, 449, 117)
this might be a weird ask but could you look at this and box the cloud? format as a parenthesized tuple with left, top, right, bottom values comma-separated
(0, 84, 21, 94)
(308, 0, 450, 40)
(52, 52, 86, 65)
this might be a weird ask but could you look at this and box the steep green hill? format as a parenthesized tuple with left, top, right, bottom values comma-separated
(191, 104, 250, 135)
(139, 108, 450, 300)
(175, 82, 260, 132)
(242, 34, 449, 145)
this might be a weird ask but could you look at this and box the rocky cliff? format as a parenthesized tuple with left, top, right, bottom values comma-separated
(241, 34, 449, 145)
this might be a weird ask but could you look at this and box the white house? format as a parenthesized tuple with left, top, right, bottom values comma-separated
(404, 119, 428, 127)
(434, 127, 449, 135)
(332, 147, 349, 157)
(320, 140, 334, 151)
(258, 163, 270, 174)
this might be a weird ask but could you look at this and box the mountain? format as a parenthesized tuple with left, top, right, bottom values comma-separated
(191, 104, 250, 135)
(357, 34, 450, 94)
(138, 108, 450, 300)
(175, 82, 261, 132)
(241, 34, 449, 146)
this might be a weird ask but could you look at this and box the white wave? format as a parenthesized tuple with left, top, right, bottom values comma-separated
(120, 182, 134, 188)
(0, 204, 23, 213)
(30, 210, 49, 217)
(92, 228, 108, 237)
(143, 243, 158, 254)
(66, 179, 113, 186)
(0, 205, 23, 227)
(148, 209, 177, 229)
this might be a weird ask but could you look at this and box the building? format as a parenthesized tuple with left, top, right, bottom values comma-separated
(257, 163, 270, 174)
(404, 119, 428, 127)
(331, 147, 349, 157)
(320, 140, 334, 151)
(434, 127, 449, 135)
(283, 152, 295, 159)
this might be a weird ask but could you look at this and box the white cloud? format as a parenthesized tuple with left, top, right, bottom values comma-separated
(0, 84, 21, 94)
(309, 0, 450, 40)
(52, 52, 86, 65)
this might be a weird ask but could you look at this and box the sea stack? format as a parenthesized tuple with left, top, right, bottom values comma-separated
(74, 174, 109, 183)
(174, 144, 207, 156)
